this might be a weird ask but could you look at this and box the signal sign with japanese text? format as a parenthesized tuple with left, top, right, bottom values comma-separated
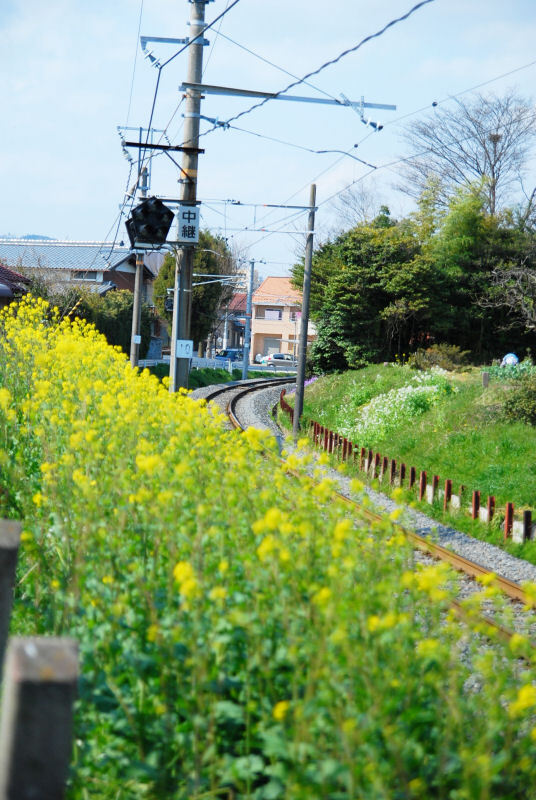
(177, 205, 200, 244)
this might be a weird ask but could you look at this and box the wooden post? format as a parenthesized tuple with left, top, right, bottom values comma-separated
(409, 466, 416, 489)
(389, 459, 397, 486)
(360, 447, 366, 470)
(0, 637, 78, 800)
(373, 453, 381, 479)
(472, 490, 480, 520)
(0, 521, 21, 680)
(482, 371, 489, 388)
(418, 470, 427, 501)
(324, 428, 329, 451)
(381, 456, 388, 481)
(400, 463, 406, 486)
(523, 510, 533, 542)
(443, 479, 452, 511)
(487, 495, 495, 521)
(504, 502, 514, 539)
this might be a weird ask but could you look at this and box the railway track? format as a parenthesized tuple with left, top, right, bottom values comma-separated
(208, 378, 536, 657)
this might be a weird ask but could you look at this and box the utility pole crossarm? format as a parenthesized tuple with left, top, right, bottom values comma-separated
(124, 142, 205, 154)
(180, 82, 396, 111)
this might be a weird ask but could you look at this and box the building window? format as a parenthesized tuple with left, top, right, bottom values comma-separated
(265, 308, 282, 320)
(255, 307, 282, 320)
(72, 271, 98, 281)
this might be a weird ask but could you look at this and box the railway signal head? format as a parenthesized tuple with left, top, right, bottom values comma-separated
(126, 196, 175, 248)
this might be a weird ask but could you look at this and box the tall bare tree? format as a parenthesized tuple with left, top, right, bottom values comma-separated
(333, 179, 383, 229)
(398, 91, 536, 214)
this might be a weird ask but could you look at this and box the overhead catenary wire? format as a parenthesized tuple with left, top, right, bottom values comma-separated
(196, 0, 436, 140)
(208, 120, 377, 168)
(213, 29, 341, 103)
(245, 59, 536, 237)
(98, 0, 244, 274)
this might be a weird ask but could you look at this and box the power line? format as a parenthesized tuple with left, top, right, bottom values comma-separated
(382, 57, 536, 131)
(125, 0, 145, 127)
(248, 59, 536, 233)
(100, 2, 245, 271)
(210, 120, 377, 168)
(319, 107, 536, 209)
(160, 0, 242, 70)
(197, 0, 436, 138)
(137, 0, 244, 188)
(203, 0, 231, 76)
(213, 29, 340, 102)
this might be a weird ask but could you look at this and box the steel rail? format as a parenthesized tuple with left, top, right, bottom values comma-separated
(202, 376, 295, 409)
(225, 386, 534, 656)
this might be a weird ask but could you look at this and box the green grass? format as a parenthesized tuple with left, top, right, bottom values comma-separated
(301, 366, 536, 507)
(281, 366, 536, 561)
(147, 365, 274, 388)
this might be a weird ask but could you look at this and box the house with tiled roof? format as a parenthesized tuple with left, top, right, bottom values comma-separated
(0, 264, 30, 308)
(250, 276, 316, 363)
(0, 240, 165, 303)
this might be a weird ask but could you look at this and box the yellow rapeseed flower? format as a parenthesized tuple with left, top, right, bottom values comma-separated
(147, 624, 159, 642)
(209, 586, 227, 602)
(173, 561, 195, 585)
(257, 534, 277, 561)
(509, 684, 536, 717)
(272, 700, 290, 721)
(416, 638, 441, 658)
(312, 587, 332, 607)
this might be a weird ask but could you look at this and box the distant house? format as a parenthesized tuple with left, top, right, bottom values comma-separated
(223, 292, 247, 348)
(0, 264, 30, 308)
(0, 240, 164, 303)
(251, 277, 316, 363)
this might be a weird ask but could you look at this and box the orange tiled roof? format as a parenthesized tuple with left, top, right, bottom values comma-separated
(252, 276, 301, 306)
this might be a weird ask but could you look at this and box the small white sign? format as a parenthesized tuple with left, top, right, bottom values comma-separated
(177, 205, 200, 243)
(133, 334, 142, 345)
(176, 339, 194, 358)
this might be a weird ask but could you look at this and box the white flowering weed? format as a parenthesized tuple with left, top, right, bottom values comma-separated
(340, 368, 454, 442)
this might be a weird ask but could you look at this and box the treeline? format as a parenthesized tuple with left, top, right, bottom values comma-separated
(292, 90, 536, 372)
(295, 183, 536, 372)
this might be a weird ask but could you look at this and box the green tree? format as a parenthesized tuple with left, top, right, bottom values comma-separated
(297, 209, 432, 371)
(153, 231, 236, 348)
(297, 189, 536, 372)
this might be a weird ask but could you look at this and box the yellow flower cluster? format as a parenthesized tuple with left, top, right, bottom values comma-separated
(3, 296, 536, 795)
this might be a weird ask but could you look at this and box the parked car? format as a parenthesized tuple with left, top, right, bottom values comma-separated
(215, 348, 243, 362)
(260, 352, 297, 367)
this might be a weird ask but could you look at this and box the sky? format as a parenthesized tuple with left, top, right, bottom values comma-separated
(2, 0, 536, 278)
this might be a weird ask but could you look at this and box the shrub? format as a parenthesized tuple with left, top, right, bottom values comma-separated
(504, 373, 536, 425)
(407, 343, 470, 371)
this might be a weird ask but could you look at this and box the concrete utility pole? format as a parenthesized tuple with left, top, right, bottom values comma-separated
(130, 165, 148, 367)
(293, 184, 316, 439)
(242, 258, 255, 380)
(170, 0, 208, 391)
